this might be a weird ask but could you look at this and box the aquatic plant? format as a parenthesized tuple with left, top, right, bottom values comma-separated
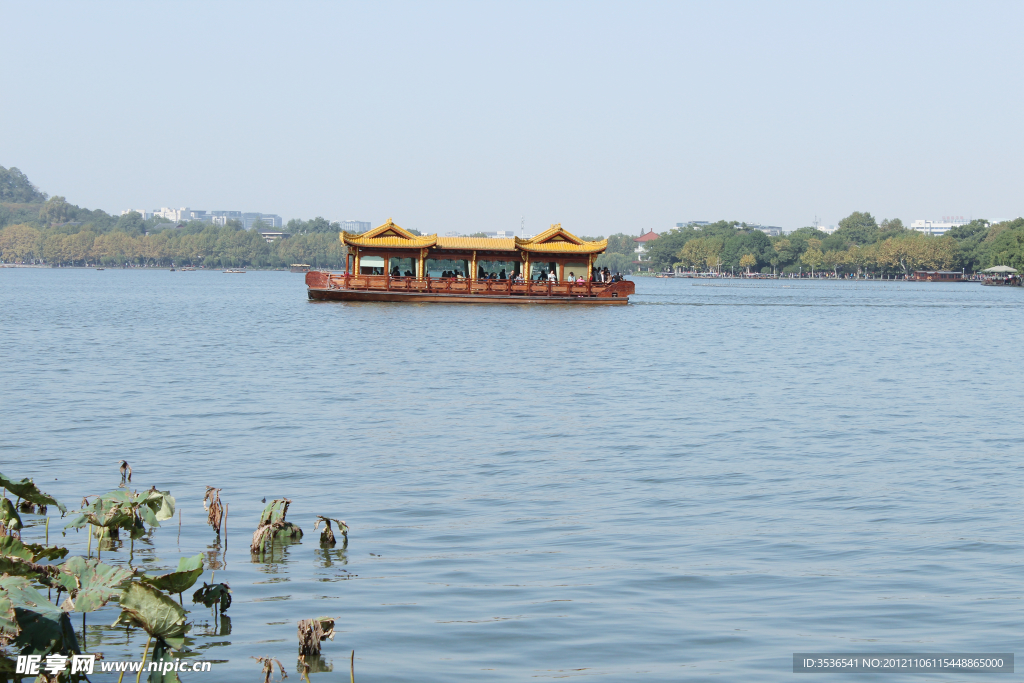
(65, 487, 176, 543)
(0, 472, 67, 514)
(296, 617, 335, 656)
(250, 499, 303, 555)
(202, 487, 223, 534)
(141, 554, 204, 605)
(0, 575, 84, 678)
(192, 582, 231, 612)
(0, 499, 22, 539)
(252, 655, 288, 683)
(313, 516, 348, 547)
(54, 556, 134, 612)
(113, 582, 191, 680)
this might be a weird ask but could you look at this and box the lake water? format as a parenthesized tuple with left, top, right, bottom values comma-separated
(2, 269, 1022, 681)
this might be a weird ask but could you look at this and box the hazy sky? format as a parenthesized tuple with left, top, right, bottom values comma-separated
(2, 1, 1021, 235)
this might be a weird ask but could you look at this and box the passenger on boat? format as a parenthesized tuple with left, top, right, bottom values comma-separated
(576, 275, 585, 284)
(499, 269, 507, 280)
(404, 270, 413, 277)
(603, 267, 611, 282)
(391, 266, 401, 277)
(547, 270, 557, 282)
(568, 272, 575, 282)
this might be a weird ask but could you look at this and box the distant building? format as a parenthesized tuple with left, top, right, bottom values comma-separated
(750, 225, 782, 237)
(634, 229, 660, 270)
(484, 230, 516, 238)
(819, 225, 838, 235)
(339, 220, 371, 233)
(120, 209, 155, 220)
(677, 221, 709, 229)
(243, 213, 282, 229)
(258, 231, 291, 243)
(911, 217, 968, 237)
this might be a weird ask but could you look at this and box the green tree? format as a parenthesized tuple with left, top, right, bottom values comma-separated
(39, 196, 73, 225)
(0, 166, 47, 203)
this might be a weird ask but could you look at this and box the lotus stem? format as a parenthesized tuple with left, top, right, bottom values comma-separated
(45, 516, 49, 545)
(351, 650, 355, 683)
(87, 524, 92, 557)
(136, 634, 152, 683)
(224, 503, 228, 551)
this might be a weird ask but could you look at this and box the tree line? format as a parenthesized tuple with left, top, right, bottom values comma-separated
(595, 212, 1024, 276)
(0, 176, 348, 268)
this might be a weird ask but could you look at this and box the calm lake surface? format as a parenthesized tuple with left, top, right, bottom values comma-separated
(2, 269, 1022, 681)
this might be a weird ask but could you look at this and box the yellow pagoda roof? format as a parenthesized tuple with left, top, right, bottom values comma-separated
(514, 224, 607, 254)
(435, 237, 516, 251)
(341, 218, 437, 248)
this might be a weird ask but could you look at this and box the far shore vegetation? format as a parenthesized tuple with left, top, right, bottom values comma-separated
(2, 165, 1023, 275)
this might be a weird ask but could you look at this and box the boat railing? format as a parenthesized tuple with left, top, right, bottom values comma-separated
(324, 273, 617, 297)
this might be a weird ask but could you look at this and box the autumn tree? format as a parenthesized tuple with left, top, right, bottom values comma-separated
(739, 253, 757, 274)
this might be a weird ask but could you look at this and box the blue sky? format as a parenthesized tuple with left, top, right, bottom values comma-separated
(2, 1, 1021, 234)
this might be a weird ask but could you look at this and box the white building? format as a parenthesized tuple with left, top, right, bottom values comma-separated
(340, 220, 371, 232)
(910, 218, 968, 236)
(120, 209, 154, 220)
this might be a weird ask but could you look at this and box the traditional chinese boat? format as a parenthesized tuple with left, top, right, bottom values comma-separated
(305, 220, 635, 304)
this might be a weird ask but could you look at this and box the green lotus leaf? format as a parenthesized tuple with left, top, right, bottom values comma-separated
(141, 554, 204, 596)
(0, 536, 32, 561)
(192, 582, 231, 612)
(113, 582, 190, 649)
(22, 542, 69, 563)
(0, 555, 57, 583)
(0, 589, 17, 645)
(0, 499, 22, 532)
(0, 473, 67, 513)
(148, 638, 182, 683)
(0, 576, 80, 657)
(0, 536, 70, 563)
(139, 489, 175, 523)
(59, 556, 134, 612)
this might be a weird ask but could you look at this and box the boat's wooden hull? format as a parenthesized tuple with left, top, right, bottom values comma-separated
(307, 287, 629, 304)
(305, 271, 634, 304)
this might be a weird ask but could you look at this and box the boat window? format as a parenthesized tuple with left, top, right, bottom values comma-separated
(359, 255, 384, 275)
(529, 262, 558, 281)
(476, 261, 520, 280)
(426, 259, 469, 278)
(563, 263, 587, 282)
(388, 257, 417, 277)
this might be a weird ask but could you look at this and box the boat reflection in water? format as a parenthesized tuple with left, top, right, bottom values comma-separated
(306, 219, 634, 305)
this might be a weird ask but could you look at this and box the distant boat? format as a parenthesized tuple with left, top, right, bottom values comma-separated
(96, 268, 105, 271)
(223, 269, 246, 274)
(169, 268, 175, 271)
(290, 264, 311, 273)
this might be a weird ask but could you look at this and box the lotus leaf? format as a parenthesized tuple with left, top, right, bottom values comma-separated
(0, 498, 23, 532)
(141, 554, 204, 597)
(113, 582, 190, 649)
(0, 536, 69, 563)
(0, 576, 81, 658)
(0, 589, 16, 645)
(66, 488, 175, 540)
(0, 554, 60, 584)
(58, 556, 134, 612)
(0, 535, 32, 561)
(192, 582, 231, 612)
(148, 638, 182, 683)
(0, 473, 67, 513)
